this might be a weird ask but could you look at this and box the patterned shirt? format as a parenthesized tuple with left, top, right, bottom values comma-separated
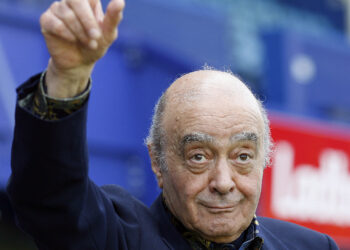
(19, 71, 91, 120)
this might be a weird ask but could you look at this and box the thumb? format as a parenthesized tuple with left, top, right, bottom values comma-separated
(102, 0, 125, 42)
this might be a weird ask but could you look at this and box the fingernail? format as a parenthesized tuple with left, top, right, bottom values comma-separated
(89, 40, 98, 49)
(89, 28, 101, 39)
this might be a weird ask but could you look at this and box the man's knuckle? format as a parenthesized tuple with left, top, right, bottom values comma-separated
(53, 22, 65, 35)
(39, 12, 48, 25)
(81, 17, 95, 28)
(40, 12, 54, 30)
(63, 11, 75, 23)
(66, 0, 80, 6)
(50, 1, 60, 11)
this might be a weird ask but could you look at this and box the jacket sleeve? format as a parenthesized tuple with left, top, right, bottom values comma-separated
(325, 234, 339, 250)
(7, 75, 120, 250)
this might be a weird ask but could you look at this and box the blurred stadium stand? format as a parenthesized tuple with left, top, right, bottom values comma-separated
(262, 29, 350, 123)
(0, 0, 350, 248)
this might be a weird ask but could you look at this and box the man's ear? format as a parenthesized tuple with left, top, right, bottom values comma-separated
(147, 144, 164, 189)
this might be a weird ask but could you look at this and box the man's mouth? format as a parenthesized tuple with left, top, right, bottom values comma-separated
(200, 203, 236, 213)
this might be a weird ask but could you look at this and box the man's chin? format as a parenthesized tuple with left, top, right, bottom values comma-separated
(195, 221, 244, 243)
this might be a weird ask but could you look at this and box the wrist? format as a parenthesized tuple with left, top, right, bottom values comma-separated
(45, 59, 94, 99)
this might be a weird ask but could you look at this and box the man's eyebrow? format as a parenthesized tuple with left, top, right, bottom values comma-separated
(230, 132, 258, 144)
(181, 132, 214, 146)
(179, 133, 214, 154)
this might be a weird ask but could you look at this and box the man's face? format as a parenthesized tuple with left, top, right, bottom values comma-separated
(156, 76, 265, 243)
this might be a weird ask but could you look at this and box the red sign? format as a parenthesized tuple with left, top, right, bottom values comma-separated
(259, 113, 350, 248)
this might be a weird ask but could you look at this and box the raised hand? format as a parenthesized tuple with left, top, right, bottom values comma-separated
(40, 0, 125, 98)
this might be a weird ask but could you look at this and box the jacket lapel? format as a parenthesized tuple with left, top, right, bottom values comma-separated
(150, 194, 191, 250)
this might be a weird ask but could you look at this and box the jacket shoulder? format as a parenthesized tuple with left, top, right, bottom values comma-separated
(257, 217, 338, 250)
(100, 184, 154, 219)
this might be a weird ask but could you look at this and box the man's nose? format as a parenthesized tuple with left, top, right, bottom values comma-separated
(209, 158, 235, 194)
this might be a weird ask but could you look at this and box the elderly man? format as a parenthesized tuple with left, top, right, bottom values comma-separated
(7, 0, 338, 249)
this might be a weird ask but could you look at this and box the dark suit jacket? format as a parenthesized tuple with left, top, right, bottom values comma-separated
(7, 76, 339, 249)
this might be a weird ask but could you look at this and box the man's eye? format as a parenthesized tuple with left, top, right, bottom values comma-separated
(237, 153, 251, 163)
(190, 154, 207, 163)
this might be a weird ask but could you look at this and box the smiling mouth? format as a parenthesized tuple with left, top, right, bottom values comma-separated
(201, 204, 236, 213)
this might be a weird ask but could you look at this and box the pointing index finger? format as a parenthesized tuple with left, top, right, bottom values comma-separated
(66, 0, 102, 40)
(102, 0, 125, 41)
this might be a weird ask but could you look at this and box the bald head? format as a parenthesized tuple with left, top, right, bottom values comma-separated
(168, 70, 253, 94)
(146, 69, 272, 171)
(165, 70, 261, 116)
